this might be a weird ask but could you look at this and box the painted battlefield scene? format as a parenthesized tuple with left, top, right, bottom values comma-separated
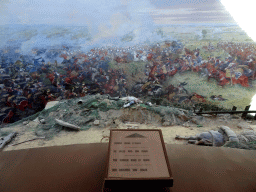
(1, 0, 256, 151)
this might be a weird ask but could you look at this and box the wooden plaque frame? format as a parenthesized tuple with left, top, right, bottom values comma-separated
(102, 129, 173, 192)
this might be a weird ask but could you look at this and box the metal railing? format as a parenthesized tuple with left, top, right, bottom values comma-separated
(195, 105, 256, 119)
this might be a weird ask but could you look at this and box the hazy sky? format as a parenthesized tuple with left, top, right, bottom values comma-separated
(0, 0, 238, 59)
(149, 0, 236, 24)
(0, 0, 236, 26)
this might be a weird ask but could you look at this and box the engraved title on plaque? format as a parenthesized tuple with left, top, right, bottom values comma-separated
(103, 129, 173, 191)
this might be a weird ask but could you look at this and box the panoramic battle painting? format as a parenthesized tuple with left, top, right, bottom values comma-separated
(0, 0, 256, 124)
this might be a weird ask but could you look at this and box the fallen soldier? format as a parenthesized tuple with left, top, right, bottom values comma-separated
(121, 96, 143, 108)
(224, 129, 256, 150)
(175, 126, 239, 147)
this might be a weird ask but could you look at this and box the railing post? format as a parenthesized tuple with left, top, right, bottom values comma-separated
(231, 106, 237, 115)
(242, 105, 250, 119)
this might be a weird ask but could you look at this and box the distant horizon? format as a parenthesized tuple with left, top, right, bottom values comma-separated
(0, 0, 237, 25)
(0, 23, 239, 27)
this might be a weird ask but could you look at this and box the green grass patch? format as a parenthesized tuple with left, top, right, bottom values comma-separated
(165, 71, 256, 110)
(108, 60, 147, 90)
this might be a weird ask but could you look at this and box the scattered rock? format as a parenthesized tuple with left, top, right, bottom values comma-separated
(182, 122, 190, 127)
(93, 120, 100, 126)
(102, 99, 113, 106)
(39, 119, 46, 124)
(127, 125, 139, 129)
(95, 93, 101, 99)
(108, 96, 120, 101)
(146, 102, 153, 107)
(35, 130, 45, 137)
(231, 114, 241, 119)
(23, 121, 29, 125)
(104, 120, 113, 127)
(191, 116, 204, 125)
(202, 114, 213, 117)
(33, 118, 40, 123)
(162, 121, 171, 126)
(113, 119, 122, 127)
(237, 122, 251, 130)
(126, 122, 140, 128)
(178, 114, 189, 121)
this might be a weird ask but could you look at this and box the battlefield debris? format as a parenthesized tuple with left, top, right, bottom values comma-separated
(93, 120, 100, 126)
(39, 119, 46, 124)
(175, 125, 256, 149)
(11, 136, 45, 146)
(55, 119, 81, 131)
(0, 132, 17, 150)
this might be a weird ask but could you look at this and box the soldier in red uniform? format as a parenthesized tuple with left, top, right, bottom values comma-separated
(207, 63, 218, 81)
(2, 110, 14, 124)
(232, 75, 249, 87)
(148, 63, 157, 81)
(218, 71, 229, 87)
(147, 53, 154, 61)
(46, 73, 55, 84)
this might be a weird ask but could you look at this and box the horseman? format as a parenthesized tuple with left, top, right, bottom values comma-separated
(168, 65, 178, 76)
(218, 71, 229, 87)
(207, 63, 218, 81)
(148, 62, 158, 81)
(177, 82, 188, 94)
(165, 84, 177, 101)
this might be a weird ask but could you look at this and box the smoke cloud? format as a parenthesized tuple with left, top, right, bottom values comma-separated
(0, 0, 175, 63)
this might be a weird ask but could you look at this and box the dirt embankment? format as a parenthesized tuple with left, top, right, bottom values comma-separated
(2, 105, 255, 152)
(1, 96, 256, 152)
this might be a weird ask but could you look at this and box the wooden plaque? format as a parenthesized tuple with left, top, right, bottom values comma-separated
(103, 129, 173, 191)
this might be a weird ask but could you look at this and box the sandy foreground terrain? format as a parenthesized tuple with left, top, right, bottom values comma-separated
(2, 115, 256, 152)
(1, 100, 255, 151)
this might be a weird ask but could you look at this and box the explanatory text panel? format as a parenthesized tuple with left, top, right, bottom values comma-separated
(108, 130, 170, 178)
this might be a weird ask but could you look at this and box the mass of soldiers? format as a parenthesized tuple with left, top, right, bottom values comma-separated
(0, 40, 256, 124)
